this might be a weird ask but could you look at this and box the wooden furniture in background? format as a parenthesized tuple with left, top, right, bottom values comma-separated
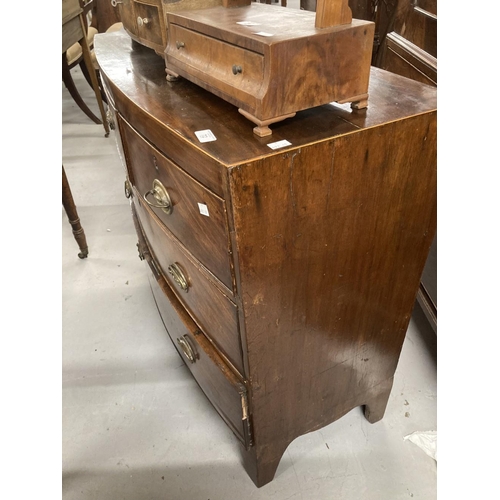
(95, 29, 436, 487)
(378, 0, 436, 86)
(91, 0, 121, 32)
(165, 2, 374, 136)
(62, 166, 89, 259)
(116, 0, 223, 55)
(62, 0, 109, 136)
(377, 0, 437, 331)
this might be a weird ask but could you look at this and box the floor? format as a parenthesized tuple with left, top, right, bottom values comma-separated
(62, 22, 437, 500)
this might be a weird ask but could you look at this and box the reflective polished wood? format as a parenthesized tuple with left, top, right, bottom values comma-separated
(95, 30, 437, 487)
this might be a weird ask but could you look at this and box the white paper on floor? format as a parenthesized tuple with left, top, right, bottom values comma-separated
(404, 431, 437, 461)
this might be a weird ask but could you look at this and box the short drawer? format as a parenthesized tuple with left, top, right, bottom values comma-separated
(120, 117, 233, 290)
(134, 0, 164, 48)
(133, 195, 245, 376)
(148, 266, 251, 448)
(167, 24, 264, 103)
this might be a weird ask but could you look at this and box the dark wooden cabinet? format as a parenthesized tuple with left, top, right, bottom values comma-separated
(95, 30, 437, 487)
(377, 0, 437, 331)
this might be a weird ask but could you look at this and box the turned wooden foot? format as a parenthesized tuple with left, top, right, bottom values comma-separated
(238, 109, 296, 137)
(363, 377, 394, 423)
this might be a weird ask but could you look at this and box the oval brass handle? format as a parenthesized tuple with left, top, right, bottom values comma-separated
(143, 179, 173, 215)
(232, 65, 242, 75)
(168, 263, 189, 292)
(111, 0, 123, 6)
(177, 335, 197, 363)
(124, 179, 132, 199)
(176, 41, 185, 49)
(137, 16, 150, 27)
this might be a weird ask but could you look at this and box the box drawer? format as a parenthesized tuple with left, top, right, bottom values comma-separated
(166, 23, 264, 108)
(120, 117, 233, 290)
(147, 264, 251, 448)
(133, 195, 245, 376)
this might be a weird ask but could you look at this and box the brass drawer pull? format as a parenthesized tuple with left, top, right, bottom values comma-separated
(106, 109, 115, 130)
(137, 16, 150, 27)
(143, 179, 173, 214)
(124, 179, 132, 199)
(177, 335, 197, 363)
(232, 65, 242, 75)
(176, 41, 185, 49)
(168, 263, 189, 292)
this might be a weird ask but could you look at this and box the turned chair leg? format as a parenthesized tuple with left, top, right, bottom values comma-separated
(62, 165, 89, 259)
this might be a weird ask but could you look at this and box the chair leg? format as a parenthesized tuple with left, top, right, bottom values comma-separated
(80, 60, 108, 105)
(79, 14, 110, 137)
(62, 165, 89, 259)
(62, 53, 102, 125)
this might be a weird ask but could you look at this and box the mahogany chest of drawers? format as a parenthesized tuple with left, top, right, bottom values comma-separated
(95, 30, 437, 487)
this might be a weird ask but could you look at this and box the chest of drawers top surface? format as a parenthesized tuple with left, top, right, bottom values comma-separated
(95, 30, 437, 169)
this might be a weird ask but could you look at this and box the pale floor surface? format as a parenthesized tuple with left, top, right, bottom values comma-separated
(62, 35, 437, 500)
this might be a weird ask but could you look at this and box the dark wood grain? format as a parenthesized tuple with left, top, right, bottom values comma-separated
(229, 111, 436, 485)
(95, 30, 436, 165)
(95, 30, 437, 488)
(133, 194, 245, 376)
(120, 116, 234, 289)
(165, 4, 374, 126)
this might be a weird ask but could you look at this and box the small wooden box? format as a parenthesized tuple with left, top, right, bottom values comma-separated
(165, 3, 374, 135)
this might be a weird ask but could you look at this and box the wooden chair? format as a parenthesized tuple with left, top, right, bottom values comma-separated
(62, 0, 109, 136)
(62, 166, 89, 259)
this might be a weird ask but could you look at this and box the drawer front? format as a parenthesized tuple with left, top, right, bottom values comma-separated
(134, 0, 164, 48)
(134, 195, 245, 376)
(147, 264, 250, 447)
(167, 24, 264, 100)
(120, 117, 233, 290)
(118, 0, 138, 37)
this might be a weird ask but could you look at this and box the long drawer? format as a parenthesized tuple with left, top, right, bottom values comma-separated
(133, 194, 245, 377)
(146, 254, 251, 448)
(120, 116, 234, 290)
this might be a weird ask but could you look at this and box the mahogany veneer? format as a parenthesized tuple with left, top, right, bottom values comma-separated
(95, 30, 437, 487)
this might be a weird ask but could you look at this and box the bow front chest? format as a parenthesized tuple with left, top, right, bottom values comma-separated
(95, 30, 437, 487)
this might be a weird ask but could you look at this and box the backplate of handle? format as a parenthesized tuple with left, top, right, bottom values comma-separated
(177, 335, 197, 363)
(168, 263, 189, 292)
(143, 179, 173, 215)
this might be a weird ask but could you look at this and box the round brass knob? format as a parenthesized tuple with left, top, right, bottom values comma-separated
(137, 16, 150, 27)
(232, 65, 242, 75)
(176, 41, 185, 49)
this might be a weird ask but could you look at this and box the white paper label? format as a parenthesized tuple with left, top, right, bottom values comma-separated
(254, 31, 274, 37)
(195, 129, 217, 143)
(237, 21, 260, 26)
(267, 139, 292, 150)
(198, 203, 210, 217)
